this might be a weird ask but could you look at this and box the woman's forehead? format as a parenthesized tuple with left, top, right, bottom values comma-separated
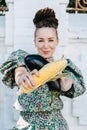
(35, 27, 57, 38)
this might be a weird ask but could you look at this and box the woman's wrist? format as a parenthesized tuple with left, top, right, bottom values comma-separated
(60, 77, 73, 92)
(15, 66, 27, 86)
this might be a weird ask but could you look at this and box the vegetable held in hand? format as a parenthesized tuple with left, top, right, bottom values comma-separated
(25, 54, 61, 92)
(17, 58, 67, 95)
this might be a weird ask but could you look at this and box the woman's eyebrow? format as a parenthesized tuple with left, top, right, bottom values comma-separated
(48, 37, 54, 39)
(37, 37, 54, 39)
(37, 38, 44, 39)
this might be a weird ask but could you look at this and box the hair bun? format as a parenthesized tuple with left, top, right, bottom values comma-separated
(33, 7, 58, 29)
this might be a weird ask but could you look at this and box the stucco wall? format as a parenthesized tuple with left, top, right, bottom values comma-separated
(0, 0, 87, 130)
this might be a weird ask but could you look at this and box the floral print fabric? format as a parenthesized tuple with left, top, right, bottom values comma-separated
(12, 110, 69, 130)
(0, 49, 86, 130)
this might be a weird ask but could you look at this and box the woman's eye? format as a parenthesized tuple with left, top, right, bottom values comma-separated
(49, 40, 54, 42)
(38, 40, 43, 42)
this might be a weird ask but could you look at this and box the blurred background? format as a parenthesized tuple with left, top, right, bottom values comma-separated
(0, 0, 87, 129)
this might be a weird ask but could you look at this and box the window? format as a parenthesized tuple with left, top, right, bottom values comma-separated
(0, 0, 8, 15)
(66, 0, 87, 13)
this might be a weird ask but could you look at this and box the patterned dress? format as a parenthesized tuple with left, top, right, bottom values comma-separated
(0, 49, 86, 130)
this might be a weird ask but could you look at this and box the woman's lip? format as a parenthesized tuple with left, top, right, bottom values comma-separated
(43, 50, 50, 53)
(43, 51, 50, 54)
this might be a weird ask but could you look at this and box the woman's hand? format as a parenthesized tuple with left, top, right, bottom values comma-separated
(60, 77, 73, 91)
(15, 66, 40, 89)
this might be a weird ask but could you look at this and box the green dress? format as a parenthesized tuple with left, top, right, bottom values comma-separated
(0, 49, 86, 130)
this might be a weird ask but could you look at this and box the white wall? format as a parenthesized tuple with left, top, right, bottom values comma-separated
(0, 0, 87, 130)
(66, 14, 87, 128)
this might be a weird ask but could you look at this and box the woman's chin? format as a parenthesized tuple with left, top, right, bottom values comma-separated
(39, 52, 53, 59)
(42, 55, 51, 59)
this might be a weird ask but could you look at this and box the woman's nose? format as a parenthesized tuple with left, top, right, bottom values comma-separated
(43, 42, 49, 48)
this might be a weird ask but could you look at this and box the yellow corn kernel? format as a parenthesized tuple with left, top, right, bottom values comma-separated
(18, 59, 67, 94)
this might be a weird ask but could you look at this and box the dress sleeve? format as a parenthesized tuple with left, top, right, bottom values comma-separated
(61, 59, 86, 98)
(0, 49, 29, 89)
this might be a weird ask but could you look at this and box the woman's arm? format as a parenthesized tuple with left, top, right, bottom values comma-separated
(60, 77, 73, 92)
(0, 49, 29, 88)
(60, 59, 86, 98)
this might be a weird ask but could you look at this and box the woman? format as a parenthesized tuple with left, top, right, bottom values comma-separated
(0, 7, 85, 130)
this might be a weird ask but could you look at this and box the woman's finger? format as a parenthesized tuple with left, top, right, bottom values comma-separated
(27, 74, 36, 86)
(21, 80, 33, 89)
(20, 73, 35, 88)
(16, 70, 40, 89)
(60, 77, 65, 87)
(26, 69, 40, 86)
(60, 77, 73, 91)
(30, 69, 40, 77)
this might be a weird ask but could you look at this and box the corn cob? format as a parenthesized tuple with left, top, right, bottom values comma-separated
(17, 58, 67, 95)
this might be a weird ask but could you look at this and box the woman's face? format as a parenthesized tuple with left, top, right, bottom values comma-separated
(34, 27, 58, 59)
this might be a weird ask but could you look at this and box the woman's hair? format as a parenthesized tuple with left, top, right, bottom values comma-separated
(33, 7, 59, 29)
